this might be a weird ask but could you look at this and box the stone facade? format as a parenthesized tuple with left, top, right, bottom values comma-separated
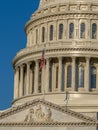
(1, 0, 98, 129)
(12, 0, 98, 112)
(0, 99, 97, 129)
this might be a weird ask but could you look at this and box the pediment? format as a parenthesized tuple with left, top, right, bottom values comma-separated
(0, 99, 96, 127)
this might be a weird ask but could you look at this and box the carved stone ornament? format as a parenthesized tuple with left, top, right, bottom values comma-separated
(24, 104, 53, 123)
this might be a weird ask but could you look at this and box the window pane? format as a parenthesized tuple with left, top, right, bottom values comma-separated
(62, 63, 65, 91)
(49, 66, 52, 92)
(91, 66, 96, 89)
(36, 29, 38, 44)
(80, 23, 85, 38)
(67, 66, 72, 88)
(56, 66, 58, 88)
(79, 66, 84, 87)
(92, 23, 97, 39)
(69, 23, 74, 39)
(59, 24, 63, 39)
(50, 25, 53, 41)
(42, 27, 45, 42)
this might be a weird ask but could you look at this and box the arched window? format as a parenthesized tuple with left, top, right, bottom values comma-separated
(92, 23, 97, 39)
(91, 66, 96, 89)
(80, 23, 85, 38)
(42, 27, 45, 42)
(69, 23, 74, 39)
(78, 66, 84, 88)
(50, 25, 53, 41)
(67, 65, 72, 88)
(59, 23, 63, 39)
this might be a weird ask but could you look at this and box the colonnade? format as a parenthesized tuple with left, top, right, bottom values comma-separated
(14, 57, 98, 99)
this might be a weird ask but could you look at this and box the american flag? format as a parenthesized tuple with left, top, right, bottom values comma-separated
(40, 49, 45, 69)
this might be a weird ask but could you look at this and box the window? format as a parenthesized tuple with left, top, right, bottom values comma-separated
(92, 23, 97, 39)
(36, 29, 38, 44)
(91, 66, 96, 89)
(49, 66, 52, 92)
(69, 23, 74, 39)
(56, 66, 58, 88)
(67, 65, 72, 88)
(42, 27, 45, 42)
(78, 66, 84, 88)
(50, 25, 53, 41)
(62, 63, 65, 91)
(23, 66, 26, 96)
(59, 24, 63, 39)
(80, 23, 85, 38)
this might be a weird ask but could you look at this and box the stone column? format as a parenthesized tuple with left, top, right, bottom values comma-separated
(19, 65, 24, 97)
(96, 65, 98, 91)
(85, 57, 90, 91)
(87, 20, 90, 40)
(52, 63, 54, 92)
(45, 58, 50, 92)
(26, 62, 31, 95)
(64, 20, 67, 39)
(14, 69, 17, 99)
(29, 65, 33, 94)
(58, 57, 62, 92)
(34, 60, 39, 94)
(72, 57, 76, 91)
(14, 67, 19, 99)
(65, 64, 67, 90)
(41, 66, 44, 93)
(75, 19, 79, 39)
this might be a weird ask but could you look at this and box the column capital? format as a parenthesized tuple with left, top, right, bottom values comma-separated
(35, 59, 39, 64)
(46, 57, 50, 60)
(58, 57, 62, 60)
(20, 64, 25, 68)
(26, 61, 32, 66)
(15, 66, 20, 70)
(86, 57, 91, 61)
(72, 56, 76, 60)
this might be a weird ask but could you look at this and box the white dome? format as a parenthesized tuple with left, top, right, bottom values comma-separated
(39, 0, 98, 8)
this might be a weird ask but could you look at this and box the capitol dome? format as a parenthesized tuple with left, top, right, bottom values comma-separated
(13, 0, 98, 112)
(39, 0, 98, 9)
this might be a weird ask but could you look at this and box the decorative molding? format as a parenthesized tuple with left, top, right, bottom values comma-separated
(13, 47, 98, 67)
(24, 105, 52, 123)
(0, 99, 96, 124)
(0, 122, 96, 127)
(25, 13, 98, 33)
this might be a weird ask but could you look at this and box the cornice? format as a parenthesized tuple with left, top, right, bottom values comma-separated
(25, 12, 98, 33)
(12, 46, 98, 67)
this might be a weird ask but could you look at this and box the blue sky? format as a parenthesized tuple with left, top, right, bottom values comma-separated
(0, 0, 40, 110)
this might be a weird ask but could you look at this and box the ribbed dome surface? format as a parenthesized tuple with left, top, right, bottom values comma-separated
(39, 0, 98, 9)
